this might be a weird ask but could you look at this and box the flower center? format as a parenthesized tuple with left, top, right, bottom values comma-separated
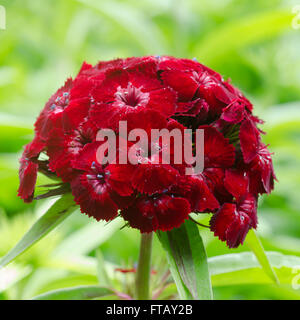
(50, 92, 70, 111)
(86, 168, 108, 194)
(68, 127, 94, 154)
(115, 83, 149, 108)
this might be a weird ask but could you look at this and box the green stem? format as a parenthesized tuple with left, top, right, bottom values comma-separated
(135, 232, 153, 300)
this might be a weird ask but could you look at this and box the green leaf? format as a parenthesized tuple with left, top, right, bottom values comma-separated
(21, 269, 99, 299)
(0, 193, 77, 269)
(54, 217, 123, 257)
(96, 249, 111, 287)
(245, 230, 279, 284)
(157, 230, 192, 299)
(208, 252, 300, 287)
(32, 285, 114, 300)
(35, 274, 99, 297)
(157, 220, 213, 300)
(208, 251, 300, 287)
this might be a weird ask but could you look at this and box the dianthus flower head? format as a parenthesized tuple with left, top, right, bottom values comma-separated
(18, 56, 276, 248)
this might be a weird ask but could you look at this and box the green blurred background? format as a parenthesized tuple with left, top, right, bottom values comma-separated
(0, 0, 300, 300)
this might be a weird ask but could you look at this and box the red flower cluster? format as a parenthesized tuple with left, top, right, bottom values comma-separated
(18, 56, 275, 248)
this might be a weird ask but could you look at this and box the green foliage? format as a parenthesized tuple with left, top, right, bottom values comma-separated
(209, 251, 300, 286)
(245, 229, 279, 284)
(0, 0, 300, 300)
(0, 194, 77, 268)
(157, 220, 212, 300)
(32, 285, 114, 300)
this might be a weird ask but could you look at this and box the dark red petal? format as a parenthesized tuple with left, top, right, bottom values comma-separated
(147, 87, 177, 117)
(125, 109, 168, 137)
(51, 158, 77, 182)
(248, 170, 266, 195)
(125, 56, 158, 79)
(249, 144, 276, 194)
(210, 203, 250, 248)
(89, 102, 116, 130)
(62, 97, 91, 131)
(225, 215, 250, 248)
(34, 78, 73, 140)
(223, 82, 253, 112)
(195, 72, 236, 105)
(200, 125, 235, 168)
(213, 83, 236, 105)
(154, 195, 191, 231)
(122, 197, 158, 233)
(239, 118, 260, 163)
(166, 118, 186, 131)
(47, 130, 79, 182)
(175, 99, 209, 124)
(224, 169, 249, 199)
(187, 176, 219, 212)
(110, 190, 136, 210)
(159, 56, 203, 72)
(18, 138, 46, 202)
(160, 70, 199, 101)
(47, 129, 75, 181)
(164, 119, 193, 166)
(23, 136, 45, 159)
(238, 193, 258, 228)
(71, 175, 118, 222)
(18, 160, 38, 203)
(92, 69, 129, 103)
(71, 141, 103, 171)
(176, 101, 194, 114)
(48, 122, 97, 181)
(210, 203, 236, 241)
(126, 65, 161, 92)
(221, 100, 246, 123)
(190, 99, 210, 120)
(131, 164, 179, 195)
(78, 61, 93, 75)
(259, 148, 276, 194)
(122, 195, 190, 233)
(97, 58, 125, 72)
(106, 164, 135, 196)
(196, 73, 232, 116)
(46, 128, 65, 161)
(203, 168, 233, 203)
(70, 77, 97, 100)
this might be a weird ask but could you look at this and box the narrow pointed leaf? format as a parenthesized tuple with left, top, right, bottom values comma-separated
(208, 251, 300, 286)
(96, 248, 111, 287)
(157, 228, 192, 299)
(0, 193, 77, 269)
(157, 220, 213, 300)
(245, 229, 279, 284)
(54, 217, 123, 257)
(32, 285, 114, 300)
